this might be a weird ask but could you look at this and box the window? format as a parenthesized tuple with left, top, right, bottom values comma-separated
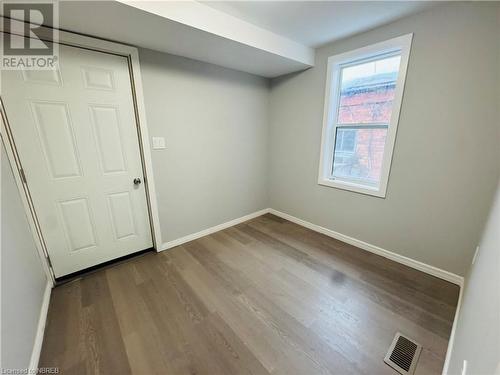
(318, 34, 412, 197)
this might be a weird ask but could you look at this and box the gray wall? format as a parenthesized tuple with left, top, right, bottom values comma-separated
(139, 50, 269, 243)
(447, 181, 500, 375)
(1, 143, 48, 369)
(268, 2, 500, 276)
(447, 6, 500, 373)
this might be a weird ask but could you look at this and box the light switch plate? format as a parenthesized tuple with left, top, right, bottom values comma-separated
(152, 137, 166, 149)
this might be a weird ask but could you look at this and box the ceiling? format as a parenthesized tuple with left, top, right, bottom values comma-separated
(2, 1, 440, 78)
(203, 1, 438, 47)
(53, 1, 314, 77)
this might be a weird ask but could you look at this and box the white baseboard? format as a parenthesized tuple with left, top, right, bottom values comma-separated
(160, 209, 269, 251)
(268, 208, 464, 287)
(441, 284, 464, 374)
(29, 280, 52, 371)
(159, 206, 463, 286)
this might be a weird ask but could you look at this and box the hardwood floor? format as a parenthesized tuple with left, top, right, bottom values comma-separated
(39, 214, 459, 375)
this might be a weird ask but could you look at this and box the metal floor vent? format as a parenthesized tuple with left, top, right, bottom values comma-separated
(384, 332, 422, 375)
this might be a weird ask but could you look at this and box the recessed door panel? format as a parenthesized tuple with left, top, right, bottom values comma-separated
(22, 69, 62, 86)
(31, 101, 82, 179)
(82, 66, 115, 91)
(107, 191, 137, 240)
(59, 198, 97, 252)
(90, 105, 127, 174)
(2, 43, 153, 277)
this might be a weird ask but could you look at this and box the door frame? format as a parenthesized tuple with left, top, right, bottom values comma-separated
(0, 21, 163, 283)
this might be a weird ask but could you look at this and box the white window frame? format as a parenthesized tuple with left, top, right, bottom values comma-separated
(318, 34, 413, 198)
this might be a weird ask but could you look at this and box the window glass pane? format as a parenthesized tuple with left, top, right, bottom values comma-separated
(332, 126, 388, 187)
(338, 55, 401, 124)
(335, 128, 356, 152)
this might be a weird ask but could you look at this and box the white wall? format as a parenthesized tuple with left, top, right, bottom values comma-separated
(1, 143, 48, 369)
(139, 49, 269, 244)
(446, 181, 500, 375)
(268, 2, 500, 276)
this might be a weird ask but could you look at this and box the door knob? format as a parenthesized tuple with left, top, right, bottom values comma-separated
(133, 177, 142, 185)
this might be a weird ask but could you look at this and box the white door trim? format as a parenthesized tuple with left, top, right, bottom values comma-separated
(0, 22, 163, 280)
(1, 112, 56, 284)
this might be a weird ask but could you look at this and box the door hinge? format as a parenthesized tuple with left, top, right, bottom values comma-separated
(19, 168, 27, 184)
(46, 255, 53, 268)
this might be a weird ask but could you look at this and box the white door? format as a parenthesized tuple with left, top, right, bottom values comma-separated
(2, 43, 153, 277)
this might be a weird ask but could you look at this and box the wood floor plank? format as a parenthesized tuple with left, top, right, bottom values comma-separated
(80, 272, 132, 375)
(39, 281, 85, 372)
(240, 220, 455, 339)
(198, 312, 271, 375)
(39, 214, 459, 375)
(105, 262, 173, 374)
(164, 246, 311, 374)
(255, 215, 458, 305)
(185, 236, 361, 374)
(245, 217, 457, 320)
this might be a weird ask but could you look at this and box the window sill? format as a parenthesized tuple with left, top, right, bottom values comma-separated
(317, 177, 387, 198)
